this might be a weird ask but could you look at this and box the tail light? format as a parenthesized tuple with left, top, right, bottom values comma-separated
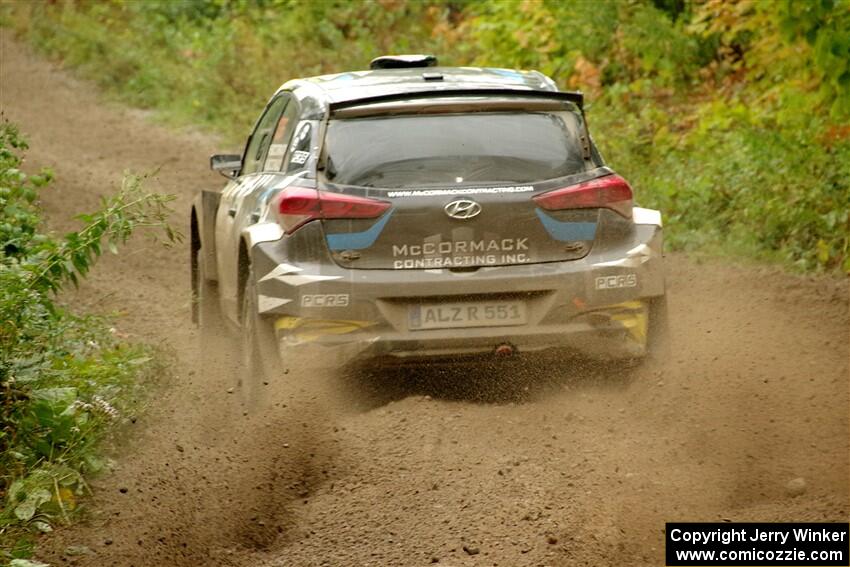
(533, 174, 633, 218)
(275, 187, 391, 234)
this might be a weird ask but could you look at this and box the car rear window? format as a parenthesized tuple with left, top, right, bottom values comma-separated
(323, 111, 589, 188)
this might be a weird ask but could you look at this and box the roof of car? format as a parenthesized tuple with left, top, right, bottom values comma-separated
(280, 66, 560, 105)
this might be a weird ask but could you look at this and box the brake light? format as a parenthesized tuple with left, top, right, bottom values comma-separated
(276, 187, 390, 234)
(533, 174, 633, 218)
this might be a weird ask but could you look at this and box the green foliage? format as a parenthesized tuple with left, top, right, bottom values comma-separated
(0, 122, 175, 560)
(3, 0, 849, 273)
(594, 98, 850, 270)
(0, 125, 52, 260)
(464, 0, 702, 87)
(777, 0, 850, 116)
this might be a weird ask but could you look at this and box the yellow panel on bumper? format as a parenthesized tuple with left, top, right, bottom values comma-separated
(606, 300, 649, 346)
(274, 317, 374, 343)
(578, 300, 649, 354)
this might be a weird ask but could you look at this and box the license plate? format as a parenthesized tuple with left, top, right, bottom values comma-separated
(408, 300, 527, 330)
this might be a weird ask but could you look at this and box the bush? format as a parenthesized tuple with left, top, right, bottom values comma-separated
(0, 122, 176, 561)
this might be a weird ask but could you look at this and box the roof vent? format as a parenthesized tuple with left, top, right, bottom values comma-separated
(370, 54, 438, 70)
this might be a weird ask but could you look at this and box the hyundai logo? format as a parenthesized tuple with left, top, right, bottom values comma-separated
(444, 199, 482, 220)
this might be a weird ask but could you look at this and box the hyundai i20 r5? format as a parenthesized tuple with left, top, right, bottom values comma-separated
(190, 54, 667, 393)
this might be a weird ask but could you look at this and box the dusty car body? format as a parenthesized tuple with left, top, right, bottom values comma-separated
(190, 55, 666, 388)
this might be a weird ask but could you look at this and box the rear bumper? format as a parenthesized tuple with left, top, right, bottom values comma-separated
(251, 219, 664, 365)
(273, 312, 652, 368)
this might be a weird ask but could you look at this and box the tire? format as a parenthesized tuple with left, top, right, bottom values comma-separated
(238, 262, 279, 410)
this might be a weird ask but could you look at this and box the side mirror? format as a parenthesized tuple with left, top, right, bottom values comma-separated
(210, 154, 242, 179)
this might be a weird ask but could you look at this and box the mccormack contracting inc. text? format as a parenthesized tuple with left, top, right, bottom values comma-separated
(666, 522, 849, 566)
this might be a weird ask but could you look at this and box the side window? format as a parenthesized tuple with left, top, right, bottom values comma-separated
(241, 95, 289, 176)
(285, 121, 314, 174)
(264, 102, 299, 172)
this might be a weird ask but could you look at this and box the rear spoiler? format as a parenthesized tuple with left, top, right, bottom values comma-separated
(329, 88, 584, 114)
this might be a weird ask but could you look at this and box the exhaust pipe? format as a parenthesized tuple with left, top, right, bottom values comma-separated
(494, 343, 517, 357)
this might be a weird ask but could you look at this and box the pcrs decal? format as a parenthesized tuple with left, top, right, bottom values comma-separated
(595, 274, 638, 290)
(301, 294, 350, 307)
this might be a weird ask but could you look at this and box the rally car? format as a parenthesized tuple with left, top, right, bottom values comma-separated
(191, 54, 667, 399)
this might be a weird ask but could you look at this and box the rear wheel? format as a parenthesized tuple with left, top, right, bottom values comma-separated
(239, 263, 279, 409)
